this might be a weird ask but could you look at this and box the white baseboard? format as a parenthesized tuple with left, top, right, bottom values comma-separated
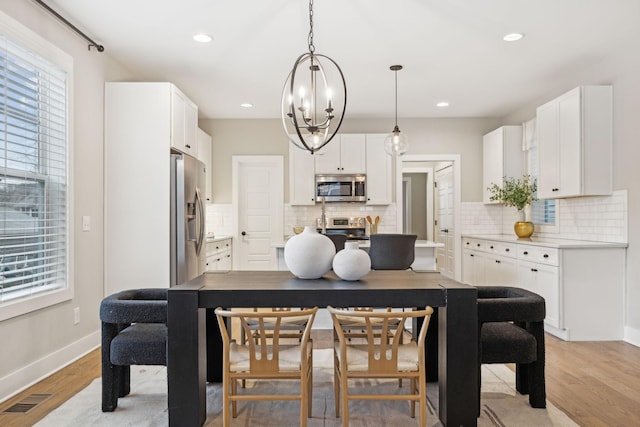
(0, 330, 100, 403)
(624, 326, 640, 347)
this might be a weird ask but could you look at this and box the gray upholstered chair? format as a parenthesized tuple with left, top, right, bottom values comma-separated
(100, 288, 167, 412)
(326, 233, 348, 252)
(368, 234, 417, 270)
(477, 286, 546, 413)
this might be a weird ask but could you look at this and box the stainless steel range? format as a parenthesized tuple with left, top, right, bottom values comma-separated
(316, 217, 367, 240)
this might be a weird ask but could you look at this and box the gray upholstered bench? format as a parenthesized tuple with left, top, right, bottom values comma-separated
(100, 288, 167, 412)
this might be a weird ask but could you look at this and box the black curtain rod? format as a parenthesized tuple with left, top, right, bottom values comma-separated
(33, 0, 104, 52)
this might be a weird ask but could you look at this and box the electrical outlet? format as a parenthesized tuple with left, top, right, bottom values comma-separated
(74, 307, 80, 324)
(82, 215, 91, 231)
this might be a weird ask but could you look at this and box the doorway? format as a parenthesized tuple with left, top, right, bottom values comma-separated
(232, 156, 284, 270)
(395, 154, 461, 281)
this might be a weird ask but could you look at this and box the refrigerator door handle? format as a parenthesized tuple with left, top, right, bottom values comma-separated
(195, 187, 205, 256)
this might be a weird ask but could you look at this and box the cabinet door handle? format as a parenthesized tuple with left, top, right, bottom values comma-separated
(241, 231, 247, 236)
(505, 248, 510, 252)
(490, 245, 494, 249)
(466, 242, 470, 245)
(477, 243, 480, 247)
(470, 254, 474, 257)
(543, 254, 549, 258)
(495, 260, 500, 264)
(523, 251, 528, 255)
(186, 144, 191, 149)
(531, 268, 538, 272)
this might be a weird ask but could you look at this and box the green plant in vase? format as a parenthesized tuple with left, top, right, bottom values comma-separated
(487, 175, 537, 238)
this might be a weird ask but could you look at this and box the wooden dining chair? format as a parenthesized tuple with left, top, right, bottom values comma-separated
(214, 306, 318, 427)
(327, 305, 434, 427)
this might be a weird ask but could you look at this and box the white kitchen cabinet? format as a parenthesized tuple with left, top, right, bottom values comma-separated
(461, 235, 626, 341)
(104, 82, 201, 295)
(365, 134, 392, 205)
(315, 134, 366, 174)
(536, 85, 612, 199)
(197, 128, 212, 202)
(170, 85, 199, 157)
(482, 126, 523, 204)
(517, 259, 560, 328)
(289, 143, 316, 205)
(462, 238, 517, 286)
(206, 237, 232, 271)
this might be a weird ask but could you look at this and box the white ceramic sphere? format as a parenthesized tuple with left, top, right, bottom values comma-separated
(284, 226, 335, 279)
(332, 241, 371, 281)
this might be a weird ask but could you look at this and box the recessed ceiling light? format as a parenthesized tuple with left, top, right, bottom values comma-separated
(240, 103, 253, 108)
(193, 33, 213, 43)
(436, 101, 449, 108)
(503, 33, 524, 42)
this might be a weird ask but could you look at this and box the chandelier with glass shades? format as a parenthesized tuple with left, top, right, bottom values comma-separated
(281, 0, 347, 154)
(385, 65, 409, 157)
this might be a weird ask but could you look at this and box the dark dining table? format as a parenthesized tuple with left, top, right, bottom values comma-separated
(167, 270, 478, 426)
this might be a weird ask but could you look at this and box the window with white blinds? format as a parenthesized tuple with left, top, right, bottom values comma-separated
(0, 15, 71, 314)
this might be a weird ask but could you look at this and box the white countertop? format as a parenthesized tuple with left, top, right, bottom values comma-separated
(206, 235, 232, 243)
(462, 234, 627, 249)
(272, 239, 443, 249)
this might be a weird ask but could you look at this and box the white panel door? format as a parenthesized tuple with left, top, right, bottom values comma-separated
(233, 156, 284, 270)
(435, 164, 455, 278)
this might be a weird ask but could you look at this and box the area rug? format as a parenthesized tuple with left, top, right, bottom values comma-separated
(35, 349, 577, 426)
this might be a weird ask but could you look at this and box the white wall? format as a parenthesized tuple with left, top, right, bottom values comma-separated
(0, 2, 132, 401)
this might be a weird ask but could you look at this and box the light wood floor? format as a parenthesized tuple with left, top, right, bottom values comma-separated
(1, 335, 639, 426)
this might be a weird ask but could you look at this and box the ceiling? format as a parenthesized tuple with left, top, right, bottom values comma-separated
(45, 0, 640, 120)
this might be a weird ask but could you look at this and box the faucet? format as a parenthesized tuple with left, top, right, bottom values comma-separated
(321, 196, 327, 234)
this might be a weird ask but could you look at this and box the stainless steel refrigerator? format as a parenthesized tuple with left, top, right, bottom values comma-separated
(170, 153, 207, 287)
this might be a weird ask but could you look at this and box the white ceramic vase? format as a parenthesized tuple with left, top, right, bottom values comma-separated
(332, 241, 371, 281)
(284, 226, 335, 279)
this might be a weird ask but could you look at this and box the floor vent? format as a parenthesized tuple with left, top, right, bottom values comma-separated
(3, 393, 52, 413)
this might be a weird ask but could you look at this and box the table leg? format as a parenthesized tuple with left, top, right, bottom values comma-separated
(438, 287, 478, 427)
(206, 308, 223, 382)
(168, 290, 207, 426)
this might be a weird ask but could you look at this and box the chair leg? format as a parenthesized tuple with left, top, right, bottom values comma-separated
(340, 371, 349, 427)
(419, 376, 427, 427)
(231, 379, 238, 418)
(118, 365, 130, 397)
(333, 354, 340, 418)
(410, 378, 416, 417)
(307, 350, 313, 417)
(222, 373, 230, 427)
(528, 361, 546, 408)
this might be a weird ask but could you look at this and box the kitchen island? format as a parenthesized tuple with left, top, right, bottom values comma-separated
(273, 239, 443, 271)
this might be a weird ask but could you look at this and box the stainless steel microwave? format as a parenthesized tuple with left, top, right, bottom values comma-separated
(315, 174, 366, 202)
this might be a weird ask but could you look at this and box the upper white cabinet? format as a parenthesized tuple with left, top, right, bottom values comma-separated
(315, 134, 366, 174)
(289, 142, 316, 205)
(536, 85, 612, 199)
(482, 126, 523, 203)
(365, 134, 392, 205)
(171, 85, 198, 157)
(197, 128, 212, 202)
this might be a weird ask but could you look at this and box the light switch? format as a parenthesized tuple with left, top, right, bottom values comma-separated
(82, 215, 91, 231)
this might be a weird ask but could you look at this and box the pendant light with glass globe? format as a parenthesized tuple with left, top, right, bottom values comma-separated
(384, 65, 409, 157)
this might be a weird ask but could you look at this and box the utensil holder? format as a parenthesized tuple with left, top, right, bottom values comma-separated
(370, 224, 378, 235)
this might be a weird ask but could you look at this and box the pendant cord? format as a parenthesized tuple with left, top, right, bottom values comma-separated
(308, 0, 315, 53)
(394, 69, 398, 127)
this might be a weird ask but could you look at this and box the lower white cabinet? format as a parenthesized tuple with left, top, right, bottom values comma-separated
(206, 238, 232, 271)
(517, 260, 560, 328)
(462, 236, 626, 341)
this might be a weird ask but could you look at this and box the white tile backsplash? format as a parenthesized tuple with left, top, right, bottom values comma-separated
(206, 203, 233, 237)
(461, 190, 628, 243)
(285, 203, 398, 237)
